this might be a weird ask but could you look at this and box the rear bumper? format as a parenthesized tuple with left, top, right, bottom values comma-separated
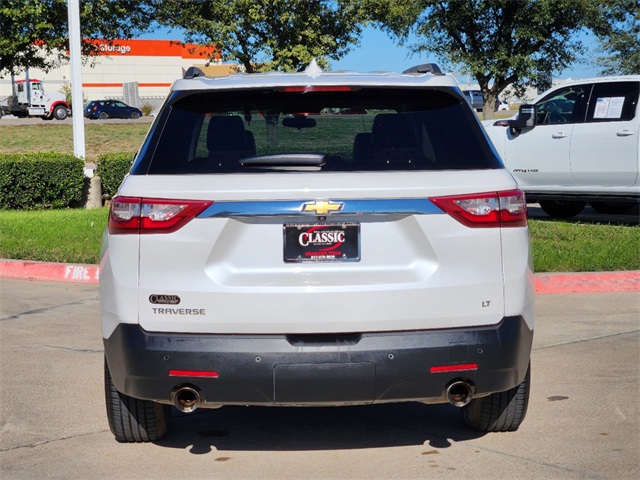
(104, 316, 532, 407)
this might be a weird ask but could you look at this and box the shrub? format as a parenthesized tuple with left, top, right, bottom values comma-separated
(140, 103, 154, 116)
(0, 153, 85, 209)
(96, 152, 135, 199)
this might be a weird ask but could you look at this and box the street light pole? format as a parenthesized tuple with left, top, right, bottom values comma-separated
(67, 0, 85, 160)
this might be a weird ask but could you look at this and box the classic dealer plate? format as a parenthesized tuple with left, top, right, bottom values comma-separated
(283, 223, 360, 263)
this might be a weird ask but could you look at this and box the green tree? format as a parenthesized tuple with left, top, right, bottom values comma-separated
(365, 0, 620, 118)
(597, 0, 640, 75)
(154, 0, 364, 73)
(0, 0, 155, 77)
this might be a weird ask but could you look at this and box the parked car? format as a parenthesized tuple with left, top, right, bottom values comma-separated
(483, 76, 640, 217)
(496, 98, 510, 111)
(101, 61, 534, 442)
(462, 89, 484, 111)
(463, 89, 509, 112)
(84, 100, 142, 120)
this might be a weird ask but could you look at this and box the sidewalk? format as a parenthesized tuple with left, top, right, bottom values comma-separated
(1, 259, 638, 293)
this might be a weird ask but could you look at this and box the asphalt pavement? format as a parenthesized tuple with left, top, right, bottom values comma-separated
(0, 279, 638, 479)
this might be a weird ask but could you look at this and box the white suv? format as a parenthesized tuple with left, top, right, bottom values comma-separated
(100, 62, 534, 442)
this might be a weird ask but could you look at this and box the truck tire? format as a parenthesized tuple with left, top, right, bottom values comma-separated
(104, 358, 171, 442)
(99, 112, 108, 120)
(53, 105, 68, 120)
(539, 200, 586, 218)
(462, 364, 530, 432)
(591, 202, 635, 215)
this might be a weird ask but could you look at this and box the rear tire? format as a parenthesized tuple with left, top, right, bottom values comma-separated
(539, 200, 585, 218)
(462, 364, 530, 432)
(130, 111, 140, 119)
(104, 358, 170, 442)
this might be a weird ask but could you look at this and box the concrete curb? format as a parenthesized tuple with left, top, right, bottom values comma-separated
(533, 271, 640, 294)
(0, 260, 99, 284)
(1, 259, 639, 294)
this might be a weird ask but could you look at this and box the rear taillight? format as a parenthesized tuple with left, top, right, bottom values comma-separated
(108, 196, 212, 234)
(430, 190, 527, 228)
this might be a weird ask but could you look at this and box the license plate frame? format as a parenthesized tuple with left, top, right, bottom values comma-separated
(283, 222, 360, 263)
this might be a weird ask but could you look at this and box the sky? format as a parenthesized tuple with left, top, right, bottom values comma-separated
(139, 25, 602, 82)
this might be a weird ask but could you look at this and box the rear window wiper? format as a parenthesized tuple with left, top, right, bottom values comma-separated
(240, 154, 326, 167)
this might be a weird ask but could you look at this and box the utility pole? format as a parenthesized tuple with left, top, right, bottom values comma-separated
(67, 0, 85, 160)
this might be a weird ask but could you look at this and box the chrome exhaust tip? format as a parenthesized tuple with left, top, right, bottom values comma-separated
(446, 381, 474, 407)
(172, 386, 201, 413)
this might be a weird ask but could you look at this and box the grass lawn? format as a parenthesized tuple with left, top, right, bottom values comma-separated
(0, 123, 149, 162)
(0, 110, 512, 164)
(0, 208, 637, 272)
(0, 208, 108, 264)
(529, 220, 639, 272)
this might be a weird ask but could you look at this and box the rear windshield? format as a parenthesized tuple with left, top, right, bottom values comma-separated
(132, 87, 501, 174)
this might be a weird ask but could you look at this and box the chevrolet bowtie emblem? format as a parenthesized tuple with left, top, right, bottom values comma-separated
(301, 200, 344, 215)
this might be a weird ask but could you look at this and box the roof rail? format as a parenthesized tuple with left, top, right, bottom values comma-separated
(402, 63, 442, 75)
(183, 66, 205, 79)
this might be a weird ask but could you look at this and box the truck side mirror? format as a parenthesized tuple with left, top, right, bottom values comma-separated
(508, 104, 536, 136)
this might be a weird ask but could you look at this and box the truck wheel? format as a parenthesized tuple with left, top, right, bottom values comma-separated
(591, 202, 635, 215)
(53, 105, 68, 120)
(462, 363, 530, 432)
(99, 112, 108, 120)
(104, 358, 171, 442)
(539, 201, 586, 218)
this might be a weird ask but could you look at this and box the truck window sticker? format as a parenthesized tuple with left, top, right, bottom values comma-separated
(593, 97, 625, 119)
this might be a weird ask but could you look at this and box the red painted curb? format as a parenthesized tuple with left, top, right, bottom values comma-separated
(1, 259, 639, 293)
(533, 271, 640, 294)
(0, 260, 99, 284)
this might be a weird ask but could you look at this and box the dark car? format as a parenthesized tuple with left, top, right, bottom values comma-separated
(84, 100, 142, 120)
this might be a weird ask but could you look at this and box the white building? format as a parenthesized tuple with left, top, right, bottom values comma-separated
(0, 39, 231, 105)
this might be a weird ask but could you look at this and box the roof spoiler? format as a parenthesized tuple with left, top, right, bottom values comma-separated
(402, 63, 442, 75)
(183, 66, 205, 79)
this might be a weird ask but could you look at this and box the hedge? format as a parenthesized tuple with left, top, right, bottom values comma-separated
(0, 153, 85, 209)
(96, 152, 135, 199)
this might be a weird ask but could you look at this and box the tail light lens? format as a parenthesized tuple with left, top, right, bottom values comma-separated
(108, 196, 212, 234)
(430, 190, 527, 228)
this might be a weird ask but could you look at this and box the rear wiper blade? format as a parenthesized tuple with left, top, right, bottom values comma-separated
(240, 154, 326, 167)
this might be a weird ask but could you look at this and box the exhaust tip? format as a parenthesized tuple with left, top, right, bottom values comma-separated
(446, 381, 474, 407)
(172, 386, 200, 413)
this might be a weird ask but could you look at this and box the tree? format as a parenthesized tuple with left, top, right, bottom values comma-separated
(596, 0, 640, 75)
(365, 0, 619, 119)
(0, 0, 155, 77)
(154, 0, 364, 73)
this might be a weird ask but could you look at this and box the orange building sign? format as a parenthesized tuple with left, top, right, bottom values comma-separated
(85, 39, 219, 60)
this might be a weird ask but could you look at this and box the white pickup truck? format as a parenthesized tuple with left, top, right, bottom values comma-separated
(483, 76, 639, 218)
